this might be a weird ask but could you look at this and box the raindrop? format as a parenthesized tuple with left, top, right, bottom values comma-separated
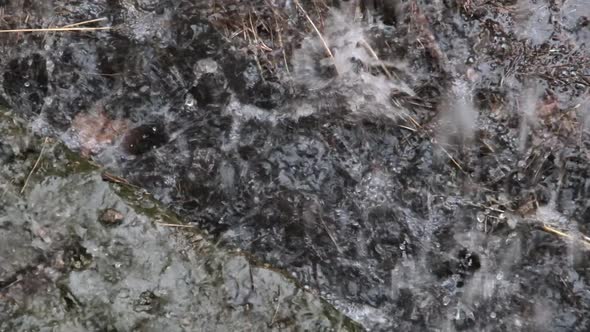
(443, 296, 451, 306)
(24, 81, 31, 87)
(490, 312, 497, 319)
(477, 212, 486, 223)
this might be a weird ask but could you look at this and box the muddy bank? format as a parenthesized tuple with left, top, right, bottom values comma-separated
(1, 0, 590, 330)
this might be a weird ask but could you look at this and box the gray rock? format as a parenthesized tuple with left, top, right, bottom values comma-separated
(0, 110, 360, 332)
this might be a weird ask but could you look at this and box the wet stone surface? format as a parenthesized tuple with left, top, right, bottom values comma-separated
(1, 0, 590, 331)
(0, 111, 359, 331)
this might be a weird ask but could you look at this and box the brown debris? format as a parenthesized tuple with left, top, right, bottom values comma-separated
(537, 92, 559, 118)
(208, 0, 330, 81)
(72, 111, 128, 156)
(409, 0, 447, 69)
(99, 208, 125, 226)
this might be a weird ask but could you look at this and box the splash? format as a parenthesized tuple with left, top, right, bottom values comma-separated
(518, 86, 541, 152)
(290, 8, 413, 120)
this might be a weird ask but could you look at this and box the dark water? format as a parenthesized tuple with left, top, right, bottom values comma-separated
(1, 0, 590, 330)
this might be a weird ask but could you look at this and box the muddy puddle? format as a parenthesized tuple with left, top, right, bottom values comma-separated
(1, 0, 590, 331)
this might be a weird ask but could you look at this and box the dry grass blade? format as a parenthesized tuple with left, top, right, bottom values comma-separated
(439, 144, 465, 172)
(156, 223, 198, 229)
(359, 38, 396, 79)
(248, 11, 267, 82)
(319, 217, 342, 254)
(541, 224, 590, 248)
(101, 171, 141, 189)
(277, 22, 290, 75)
(21, 137, 49, 194)
(405, 114, 422, 129)
(62, 17, 108, 28)
(431, 139, 465, 173)
(397, 124, 417, 132)
(269, 286, 282, 327)
(0, 27, 112, 33)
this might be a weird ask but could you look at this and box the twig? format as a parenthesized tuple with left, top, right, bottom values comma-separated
(0, 277, 21, 291)
(294, 0, 338, 75)
(21, 137, 49, 194)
